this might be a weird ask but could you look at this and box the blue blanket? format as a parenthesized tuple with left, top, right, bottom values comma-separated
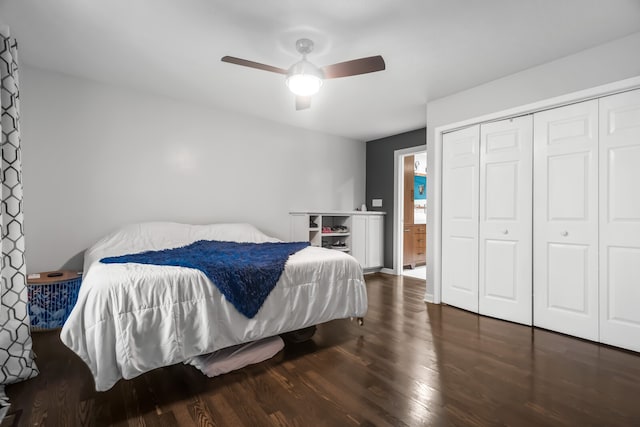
(100, 240, 310, 318)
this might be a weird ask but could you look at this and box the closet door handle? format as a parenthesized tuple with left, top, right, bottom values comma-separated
(561, 231, 569, 237)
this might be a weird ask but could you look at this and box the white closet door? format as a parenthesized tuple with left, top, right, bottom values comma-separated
(442, 125, 480, 312)
(479, 116, 533, 325)
(599, 89, 640, 352)
(533, 100, 599, 341)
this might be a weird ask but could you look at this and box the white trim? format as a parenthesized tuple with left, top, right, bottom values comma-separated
(436, 76, 640, 136)
(431, 75, 640, 306)
(430, 126, 442, 304)
(379, 267, 396, 275)
(393, 145, 426, 276)
(424, 292, 434, 304)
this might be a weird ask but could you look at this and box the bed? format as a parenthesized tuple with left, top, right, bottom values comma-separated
(60, 222, 368, 391)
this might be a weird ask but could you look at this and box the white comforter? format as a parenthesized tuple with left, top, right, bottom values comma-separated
(61, 222, 367, 391)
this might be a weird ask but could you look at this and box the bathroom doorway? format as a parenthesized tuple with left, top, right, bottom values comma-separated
(394, 147, 427, 280)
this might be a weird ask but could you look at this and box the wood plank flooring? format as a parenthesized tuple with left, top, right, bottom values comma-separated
(4, 273, 640, 426)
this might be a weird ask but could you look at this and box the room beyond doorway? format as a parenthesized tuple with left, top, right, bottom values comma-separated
(403, 264, 426, 280)
(394, 147, 427, 279)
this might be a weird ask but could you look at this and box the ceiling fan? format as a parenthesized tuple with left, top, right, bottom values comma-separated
(221, 38, 385, 110)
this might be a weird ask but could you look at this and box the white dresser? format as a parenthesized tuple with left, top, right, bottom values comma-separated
(290, 211, 385, 270)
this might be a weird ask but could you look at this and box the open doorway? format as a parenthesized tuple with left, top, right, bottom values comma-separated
(394, 147, 427, 280)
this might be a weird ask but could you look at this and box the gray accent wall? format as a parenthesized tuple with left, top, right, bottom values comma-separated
(366, 128, 426, 269)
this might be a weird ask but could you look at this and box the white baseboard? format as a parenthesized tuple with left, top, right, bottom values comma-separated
(379, 268, 396, 275)
(423, 292, 434, 303)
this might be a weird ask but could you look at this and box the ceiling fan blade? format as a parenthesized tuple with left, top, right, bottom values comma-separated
(221, 56, 288, 75)
(321, 55, 385, 79)
(296, 96, 312, 111)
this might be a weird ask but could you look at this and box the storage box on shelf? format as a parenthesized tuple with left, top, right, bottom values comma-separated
(290, 211, 385, 270)
(27, 270, 82, 330)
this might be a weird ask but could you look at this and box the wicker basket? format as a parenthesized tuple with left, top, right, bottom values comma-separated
(27, 271, 82, 330)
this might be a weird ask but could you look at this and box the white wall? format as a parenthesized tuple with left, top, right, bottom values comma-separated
(20, 66, 365, 272)
(425, 31, 640, 299)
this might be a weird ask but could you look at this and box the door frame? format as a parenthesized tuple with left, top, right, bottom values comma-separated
(393, 145, 427, 275)
(430, 76, 640, 305)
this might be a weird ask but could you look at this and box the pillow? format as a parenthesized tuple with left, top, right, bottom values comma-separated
(83, 222, 280, 271)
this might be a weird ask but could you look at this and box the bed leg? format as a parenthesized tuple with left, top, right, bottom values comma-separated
(357, 317, 364, 326)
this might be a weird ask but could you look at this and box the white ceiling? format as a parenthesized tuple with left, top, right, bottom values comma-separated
(2, 0, 640, 141)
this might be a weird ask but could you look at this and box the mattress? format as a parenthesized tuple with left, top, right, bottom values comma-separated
(60, 222, 368, 391)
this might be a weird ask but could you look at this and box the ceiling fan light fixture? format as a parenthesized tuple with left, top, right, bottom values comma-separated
(286, 60, 324, 96)
(221, 37, 385, 110)
(286, 74, 322, 96)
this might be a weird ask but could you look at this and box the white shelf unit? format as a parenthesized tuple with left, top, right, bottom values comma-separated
(290, 211, 386, 270)
(300, 213, 352, 252)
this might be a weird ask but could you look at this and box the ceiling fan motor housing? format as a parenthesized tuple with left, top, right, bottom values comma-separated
(287, 59, 324, 80)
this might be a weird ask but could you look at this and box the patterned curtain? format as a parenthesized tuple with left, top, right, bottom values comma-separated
(0, 28, 38, 416)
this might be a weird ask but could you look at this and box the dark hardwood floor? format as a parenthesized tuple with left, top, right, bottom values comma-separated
(4, 273, 640, 426)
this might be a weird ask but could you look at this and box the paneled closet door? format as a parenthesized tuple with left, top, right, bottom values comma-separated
(533, 100, 599, 341)
(479, 116, 533, 325)
(599, 89, 640, 352)
(442, 125, 480, 313)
